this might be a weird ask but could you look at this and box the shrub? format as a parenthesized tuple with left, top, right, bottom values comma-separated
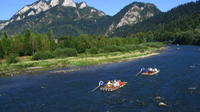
(122, 44, 149, 52)
(122, 45, 131, 52)
(135, 44, 148, 50)
(103, 45, 125, 53)
(6, 54, 18, 64)
(0, 53, 3, 59)
(54, 48, 77, 58)
(140, 42, 163, 48)
(99, 49, 105, 53)
(86, 47, 99, 54)
(32, 51, 55, 60)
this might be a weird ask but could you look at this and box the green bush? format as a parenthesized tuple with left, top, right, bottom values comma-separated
(135, 44, 149, 50)
(140, 42, 163, 48)
(103, 45, 125, 53)
(6, 54, 18, 64)
(0, 52, 3, 59)
(99, 49, 105, 53)
(32, 51, 55, 60)
(124, 45, 137, 51)
(86, 47, 99, 54)
(54, 48, 77, 58)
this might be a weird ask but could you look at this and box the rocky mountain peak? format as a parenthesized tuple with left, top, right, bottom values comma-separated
(79, 2, 87, 9)
(107, 2, 160, 34)
(116, 4, 145, 28)
(0, 1, 162, 36)
(50, 0, 60, 7)
(62, 0, 76, 7)
(116, 2, 157, 28)
(17, 6, 30, 15)
(0, 0, 107, 31)
(31, 0, 50, 14)
(17, 0, 49, 15)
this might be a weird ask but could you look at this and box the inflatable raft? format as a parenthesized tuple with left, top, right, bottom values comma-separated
(100, 82, 127, 92)
(141, 69, 160, 76)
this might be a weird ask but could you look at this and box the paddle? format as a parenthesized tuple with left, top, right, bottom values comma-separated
(136, 67, 145, 76)
(135, 71, 142, 76)
(91, 86, 100, 92)
(91, 81, 104, 92)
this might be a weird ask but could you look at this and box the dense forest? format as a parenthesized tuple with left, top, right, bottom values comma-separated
(129, 29, 200, 45)
(0, 30, 163, 64)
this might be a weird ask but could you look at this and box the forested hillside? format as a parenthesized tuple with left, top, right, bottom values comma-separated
(112, 1, 200, 43)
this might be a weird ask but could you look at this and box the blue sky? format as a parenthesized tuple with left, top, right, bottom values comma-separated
(0, 0, 197, 20)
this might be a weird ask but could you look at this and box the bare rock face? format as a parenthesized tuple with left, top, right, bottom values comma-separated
(107, 2, 160, 34)
(28, 11, 35, 16)
(14, 0, 50, 21)
(0, 1, 162, 36)
(62, 0, 76, 7)
(116, 4, 143, 28)
(79, 2, 87, 9)
(32, 0, 50, 14)
(0, 0, 107, 35)
(50, 0, 60, 7)
(17, 6, 30, 15)
(18, 0, 50, 15)
(0, 22, 10, 30)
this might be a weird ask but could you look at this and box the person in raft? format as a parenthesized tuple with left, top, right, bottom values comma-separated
(113, 80, 120, 87)
(106, 80, 124, 88)
(107, 81, 112, 87)
(147, 68, 158, 73)
(117, 80, 125, 87)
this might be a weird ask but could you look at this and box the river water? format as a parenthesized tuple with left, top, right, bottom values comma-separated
(0, 45, 200, 112)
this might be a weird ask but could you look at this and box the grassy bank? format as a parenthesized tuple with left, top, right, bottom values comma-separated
(0, 43, 164, 76)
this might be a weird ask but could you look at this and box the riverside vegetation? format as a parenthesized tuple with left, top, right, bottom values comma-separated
(0, 30, 164, 76)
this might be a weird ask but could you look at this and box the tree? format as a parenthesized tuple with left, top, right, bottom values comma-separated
(0, 40, 4, 58)
(23, 30, 32, 55)
(96, 35, 110, 48)
(12, 34, 25, 56)
(76, 34, 93, 53)
(1, 32, 12, 56)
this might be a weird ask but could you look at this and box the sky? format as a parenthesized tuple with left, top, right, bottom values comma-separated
(0, 0, 197, 20)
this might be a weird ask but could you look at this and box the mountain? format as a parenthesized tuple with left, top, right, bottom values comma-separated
(106, 2, 161, 35)
(0, 0, 160, 36)
(0, 0, 108, 36)
(111, 1, 200, 37)
(0, 20, 9, 30)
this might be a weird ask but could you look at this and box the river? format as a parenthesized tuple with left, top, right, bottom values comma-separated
(0, 45, 200, 112)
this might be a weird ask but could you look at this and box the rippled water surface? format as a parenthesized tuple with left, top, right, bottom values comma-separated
(0, 45, 200, 112)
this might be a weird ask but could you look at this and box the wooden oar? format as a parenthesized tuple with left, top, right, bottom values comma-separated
(91, 85, 100, 92)
(136, 71, 142, 76)
(91, 81, 104, 92)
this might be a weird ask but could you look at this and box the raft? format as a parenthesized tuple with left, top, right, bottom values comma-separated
(100, 82, 127, 92)
(141, 70, 160, 76)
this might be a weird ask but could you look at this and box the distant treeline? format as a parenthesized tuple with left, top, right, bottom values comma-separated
(0, 30, 163, 61)
(1, 28, 199, 61)
(129, 29, 200, 45)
